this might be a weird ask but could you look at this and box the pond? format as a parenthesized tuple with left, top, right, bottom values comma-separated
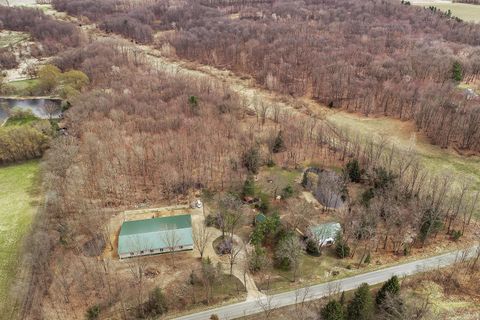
(0, 98, 62, 121)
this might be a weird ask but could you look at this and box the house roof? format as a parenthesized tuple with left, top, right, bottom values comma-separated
(309, 222, 341, 241)
(118, 214, 193, 255)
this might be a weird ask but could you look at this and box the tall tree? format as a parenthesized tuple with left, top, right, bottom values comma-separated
(347, 283, 374, 320)
(321, 299, 345, 320)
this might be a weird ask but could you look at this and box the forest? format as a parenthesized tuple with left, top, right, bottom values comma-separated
(51, 0, 480, 152)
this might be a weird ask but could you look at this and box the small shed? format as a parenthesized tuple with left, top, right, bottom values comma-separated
(309, 222, 342, 246)
(254, 213, 266, 225)
(118, 214, 193, 259)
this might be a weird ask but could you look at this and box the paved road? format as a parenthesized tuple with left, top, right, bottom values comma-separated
(175, 245, 479, 320)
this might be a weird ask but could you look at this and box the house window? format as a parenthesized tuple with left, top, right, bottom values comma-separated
(159, 248, 163, 252)
(179, 245, 183, 249)
(140, 251, 144, 254)
(150, 249, 154, 253)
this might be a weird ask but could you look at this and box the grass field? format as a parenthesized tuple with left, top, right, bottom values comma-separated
(0, 161, 41, 308)
(6, 79, 40, 96)
(326, 112, 480, 189)
(413, 2, 480, 23)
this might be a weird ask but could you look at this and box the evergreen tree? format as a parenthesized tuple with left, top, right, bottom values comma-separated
(145, 287, 168, 317)
(242, 146, 261, 174)
(321, 299, 345, 320)
(452, 61, 463, 82)
(272, 130, 285, 153)
(376, 276, 401, 306)
(347, 283, 374, 320)
(346, 159, 361, 183)
(340, 291, 346, 305)
(335, 237, 351, 259)
(242, 176, 255, 197)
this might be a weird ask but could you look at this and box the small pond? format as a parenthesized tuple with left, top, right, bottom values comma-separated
(0, 98, 63, 121)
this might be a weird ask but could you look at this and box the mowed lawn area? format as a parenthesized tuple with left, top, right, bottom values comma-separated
(0, 161, 40, 306)
(413, 3, 480, 23)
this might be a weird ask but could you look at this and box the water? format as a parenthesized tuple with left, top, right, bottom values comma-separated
(0, 98, 62, 120)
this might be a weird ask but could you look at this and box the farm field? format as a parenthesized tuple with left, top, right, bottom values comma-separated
(0, 161, 41, 309)
(413, 2, 480, 23)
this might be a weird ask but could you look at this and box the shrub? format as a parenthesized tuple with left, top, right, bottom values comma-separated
(249, 245, 268, 272)
(257, 193, 270, 213)
(138, 287, 168, 318)
(451, 229, 462, 241)
(85, 305, 101, 320)
(242, 146, 261, 174)
(216, 238, 232, 255)
(281, 184, 294, 199)
(364, 253, 371, 264)
(306, 238, 320, 256)
(346, 159, 361, 183)
(205, 214, 217, 227)
(335, 239, 351, 259)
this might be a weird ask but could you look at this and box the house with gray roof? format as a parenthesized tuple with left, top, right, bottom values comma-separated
(118, 214, 193, 259)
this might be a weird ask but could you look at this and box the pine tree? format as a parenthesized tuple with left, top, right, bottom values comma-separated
(347, 283, 374, 320)
(272, 130, 285, 153)
(346, 159, 361, 183)
(242, 176, 255, 197)
(452, 61, 463, 82)
(376, 276, 401, 306)
(321, 299, 345, 320)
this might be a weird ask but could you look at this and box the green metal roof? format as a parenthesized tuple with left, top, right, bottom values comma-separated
(309, 222, 341, 241)
(118, 214, 193, 255)
(255, 213, 266, 223)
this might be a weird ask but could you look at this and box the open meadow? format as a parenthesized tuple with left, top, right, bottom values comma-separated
(326, 111, 480, 190)
(0, 161, 40, 309)
(413, 2, 480, 23)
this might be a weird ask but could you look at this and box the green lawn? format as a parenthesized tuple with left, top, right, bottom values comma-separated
(6, 79, 40, 96)
(327, 112, 480, 190)
(4, 112, 39, 126)
(0, 161, 41, 309)
(413, 3, 480, 23)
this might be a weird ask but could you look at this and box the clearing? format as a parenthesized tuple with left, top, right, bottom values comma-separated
(0, 161, 41, 310)
(413, 2, 480, 23)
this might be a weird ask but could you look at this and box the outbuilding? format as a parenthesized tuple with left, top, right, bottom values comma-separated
(118, 214, 193, 259)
